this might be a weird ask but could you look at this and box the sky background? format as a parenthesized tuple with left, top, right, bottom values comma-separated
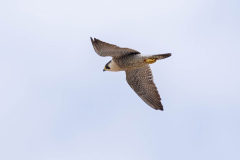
(0, 0, 240, 160)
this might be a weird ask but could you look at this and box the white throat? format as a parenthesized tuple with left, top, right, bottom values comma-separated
(109, 60, 122, 71)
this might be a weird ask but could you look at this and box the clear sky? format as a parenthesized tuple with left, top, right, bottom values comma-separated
(0, 0, 240, 160)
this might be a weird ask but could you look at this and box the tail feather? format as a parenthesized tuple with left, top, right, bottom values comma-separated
(151, 53, 171, 60)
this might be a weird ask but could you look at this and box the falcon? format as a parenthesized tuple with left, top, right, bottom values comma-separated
(90, 37, 171, 110)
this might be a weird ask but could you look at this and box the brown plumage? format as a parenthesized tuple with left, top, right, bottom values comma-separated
(126, 65, 163, 110)
(90, 37, 171, 110)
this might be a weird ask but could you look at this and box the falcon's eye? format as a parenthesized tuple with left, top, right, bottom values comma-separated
(106, 65, 110, 69)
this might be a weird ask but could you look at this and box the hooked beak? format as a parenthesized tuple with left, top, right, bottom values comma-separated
(103, 66, 106, 72)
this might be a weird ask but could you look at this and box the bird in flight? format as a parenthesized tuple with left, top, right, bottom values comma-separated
(90, 37, 171, 110)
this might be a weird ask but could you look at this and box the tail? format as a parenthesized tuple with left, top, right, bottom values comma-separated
(151, 53, 171, 60)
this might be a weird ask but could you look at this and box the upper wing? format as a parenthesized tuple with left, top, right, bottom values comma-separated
(90, 37, 140, 57)
(126, 65, 163, 110)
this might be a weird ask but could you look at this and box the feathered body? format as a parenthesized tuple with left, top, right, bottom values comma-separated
(90, 37, 171, 110)
(108, 54, 145, 71)
(109, 53, 171, 71)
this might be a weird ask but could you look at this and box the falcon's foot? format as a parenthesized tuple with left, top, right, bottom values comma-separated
(144, 58, 157, 64)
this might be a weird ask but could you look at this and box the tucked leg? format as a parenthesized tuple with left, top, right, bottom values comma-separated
(144, 58, 157, 64)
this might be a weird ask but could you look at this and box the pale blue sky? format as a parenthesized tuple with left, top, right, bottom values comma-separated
(0, 0, 240, 160)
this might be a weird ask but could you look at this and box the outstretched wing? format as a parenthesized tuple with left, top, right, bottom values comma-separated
(90, 37, 140, 57)
(126, 65, 163, 110)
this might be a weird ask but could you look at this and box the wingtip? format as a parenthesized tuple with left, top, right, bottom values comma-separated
(90, 37, 100, 43)
(157, 102, 164, 111)
(158, 106, 164, 111)
(90, 37, 93, 43)
(153, 107, 164, 111)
